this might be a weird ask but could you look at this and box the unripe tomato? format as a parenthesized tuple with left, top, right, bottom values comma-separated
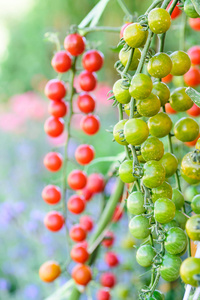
(113, 79, 131, 104)
(129, 73, 152, 100)
(77, 93, 95, 114)
(80, 114, 100, 135)
(105, 251, 119, 267)
(79, 71, 97, 92)
(185, 134, 200, 147)
(154, 198, 175, 224)
(147, 53, 172, 78)
(113, 120, 128, 145)
(97, 289, 111, 300)
(87, 173, 104, 193)
(119, 48, 141, 71)
(64, 33, 86, 56)
(162, 73, 173, 83)
(70, 244, 89, 263)
(182, 150, 200, 182)
(174, 117, 199, 142)
(186, 215, 200, 241)
(165, 103, 176, 114)
(123, 23, 148, 48)
(148, 8, 171, 34)
(119, 160, 137, 183)
(171, 189, 184, 210)
(44, 211, 64, 231)
(72, 264, 92, 286)
(69, 224, 87, 242)
(137, 93, 161, 117)
(100, 272, 116, 288)
(174, 210, 188, 230)
(189, 17, 200, 31)
(152, 290, 165, 300)
(184, 0, 199, 18)
(191, 195, 200, 213)
(82, 50, 104, 72)
(143, 160, 165, 188)
(45, 79, 66, 101)
(127, 191, 145, 215)
(67, 195, 85, 214)
(42, 185, 61, 205)
(124, 119, 149, 145)
(165, 227, 187, 255)
(136, 245, 155, 267)
(163, 220, 179, 231)
(141, 136, 164, 161)
(160, 153, 178, 178)
(187, 46, 200, 65)
(48, 100, 67, 118)
(43, 152, 63, 172)
(79, 187, 93, 201)
(184, 67, 200, 87)
(187, 103, 200, 117)
(120, 22, 132, 38)
(39, 261, 61, 282)
(44, 116, 64, 137)
(148, 112, 172, 138)
(167, 1, 181, 19)
(180, 257, 200, 287)
(170, 51, 191, 76)
(51, 51, 72, 73)
(152, 82, 170, 106)
(75, 144, 95, 165)
(102, 231, 115, 247)
(129, 215, 150, 239)
(80, 215, 93, 231)
(160, 253, 182, 281)
(169, 87, 193, 111)
(67, 170, 87, 190)
(112, 204, 123, 222)
(151, 181, 172, 203)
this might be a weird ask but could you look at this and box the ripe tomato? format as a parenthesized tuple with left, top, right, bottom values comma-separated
(191, 195, 200, 213)
(185, 134, 200, 147)
(44, 211, 64, 231)
(80, 114, 100, 135)
(180, 257, 200, 287)
(165, 103, 176, 114)
(127, 191, 145, 215)
(77, 93, 95, 114)
(151, 181, 172, 203)
(171, 189, 184, 210)
(87, 173, 104, 193)
(67, 170, 87, 190)
(39, 261, 61, 282)
(129, 215, 150, 239)
(148, 112, 172, 138)
(187, 103, 200, 117)
(174, 117, 199, 142)
(184, 66, 200, 87)
(136, 245, 155, 267)
(80, 215, 93, 231)
(51, 51, 72, 73)
(167, 1, 181, 19)
(170, 51, 191, 76)
(113, 79, 131, 104)
(102, 231, 115, 247)
(75, 144, 95, 165)
(78, 71, 97, 92)
(120, 22, 132, 38)
(42, 185, 61, 205)
(82, 50, 104, 72)
(118, 160, 137, 183)
(162, 73, 173, 83)
(119, 48, 141, 71)
(170, 87, 193, 111)
(123, 23, 148, 48)
(129, 73, 153, 100)
(48, 100, 67, 118)
(148, 8, 171, 34)
(186, 215, 200, 241)
(154, 198, 176, 224)
(69, 224, 87, 242)
(67, 195, 85, 214)
(187, 46, 200, 65)
(184, 0, 199, 18)
(160, 253, 182, 281)
(137, 93, 161, 117)
(189, 17, 200, 31)
(79, 187, 93, 201)
(105, 252, 119, 267)
(100, 272, 116, 288)
(45, 79, 66, 101)
(70, 244, 89, 263)
(112, 204, 123, 222)
(64, 33, 86, 56)
(44, 116, 64, 137)
(124, 118, 149, 145)
(165, 227, 187, 255)
(141, 136, 164, 162)
(147, 53, 172, 78)
(72, 264, 92, 286)
(152, 82, 170, 106)
(43, 152, 63, 172)
(113, 120, 128, 146)
(97, 289, 111, 300)
(160, 152, 178, 178)
(143, 160, 165, 188)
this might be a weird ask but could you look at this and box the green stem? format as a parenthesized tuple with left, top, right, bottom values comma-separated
(136, 30, 154, 74)
(117, 0, 132, 16)
(79, 26, 121, 36)
(130, 97, 135, 118)
(161, 0, 172, 9)
(123, 48, 135, 75)
(145, 0, 163, 14)
(69, 287, 81, 300)
(179, 11, 187, 51)
(167, 0, 179, 14)
(118, 103, 124, 119)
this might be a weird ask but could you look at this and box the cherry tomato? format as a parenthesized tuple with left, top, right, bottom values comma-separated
(154, 198, 176, 224)
(162, 73, 173, 83)
(100, 272, 116, 288)
(79, 71, 97, 92)
(174, 117, 199, 142)
(87, 173, 104, 193)
(189, 17, 200, 31)
(148, 112, 172, 138)
(124, 119, 149, 145)
(64, 33, 86, 56)
(129, 215, 150, 239)
(44, 211, 64, 231)
(151, 181, 172, 203)
(82, 50, 104, 72)
(68, 170, 87, 190)
(44, 116, 64, 137)
(174, 210, 188, 230)
(187, 46, 200, 65)
(186, 215, 200, 241)
(184, 66, 200, 87)
(152, 82, 170, 106)
(127, 191, 145, 215)
(113, 120, 128, 145)
(187, 103, 200, 117)
(191, 195, 200, 213)
(171, 189, 184, 210)
(167, 1, 181, 19)
(72, 264, 92, 286)
(79, 187, 93, 202)
(80, 215, 93, 231)
(70, 244, 89, 263)
(102, 231, 115, 247)
(39, 261, 61, 282)
(105, 251, 119, 267)
(113, 79, 131, 104)
(80, 114, 100, 135)
(147, 53, 172, 78)
(129, 73, 153, 100)
(75, 144, 95, 165)
(165, 227, 187, 255)
(43, 152, 63, 172)
(120, 22, 132, 38)
(45, 79, 66, 101)
(119, 48, 141, 71)
(51, 51, 72, 73)
(148, 8, 171, 34)
(67, 195, 85, 214)
(136, 245, 155, 267)
(169, 87, 193, 111)
(77, 93, 95, 114)
(48, 100, 67, 118)
(180, 257, 200, 287)
(160, 253, 182, 281)
(112, 204, 123, 222)
(143, 160, 166, 188)
(119, 160, 137, 183)
(123, 23, 148, 48)
(141, 136, 164, 162)
(170, 51, 191, 76)
(184, 0, 199, 18)
(165, 103, 176, 114)
(185, 134, 200, 147)
(42, 185, 61, 205)
(69, 224, 87, 242)
(97, 289, 111, 300)
(160, 153, 178, 178)
(137, 93, 161, 117)
(163, 220, 179, 231)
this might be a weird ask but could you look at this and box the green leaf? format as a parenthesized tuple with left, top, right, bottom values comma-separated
(185, 87, 200, 108)
(191, 0, 200, 15)
(45, 280, 74, 300)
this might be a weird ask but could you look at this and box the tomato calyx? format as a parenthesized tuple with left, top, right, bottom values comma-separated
(191, 149, 200, 163)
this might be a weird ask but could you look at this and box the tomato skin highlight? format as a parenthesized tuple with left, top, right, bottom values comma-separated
(79, 71, 97, 92)
(45, 79, 66, 101)
(80, 114, 100, 135)
(44, 116, 64, 137)
(43, 152, 63, 172)
(82, 50, 104, 72)
(68, 170, 87, 190)
(77, 93, 95, 114)
(42, 185, 61, 205)
(44, 211, 64, 232)
(75, 144, 95, 165)
(51, 50, 72, 73)
(64, 33, 86, 56)
(39, 261, 61, 282)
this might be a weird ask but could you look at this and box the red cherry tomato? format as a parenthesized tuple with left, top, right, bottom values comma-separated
(67, 195, 85, 214)
(44, 211, 64, 231)
(100, 272, 116, 288)
(42, 185, 61, 205)
(165, 103, 177, 114)
(187, 46, 200, 65)
(77, 93, 96, 114)
(75, 144, 95, 165)
(78, 71, 97, 92)
(105, 252, 119, 267)
(80, 114, 100, 135)
(43, 152, 63, 172)
(102, 231, 115, 248)
(112, 204, 123, 222)
(189, 18, 200, 31)
(51, 51, 72, 73)
(82, 50, 104, 72)
(69, 224, 87, 242)
(184, 67, 200, 87)
(79, 188, 93, 202)
(70, 244, 89, 263)
(45, 79, 66, 101)
(120, 22, 132, 39)
(71, 264, 92, 286)
(162, 73, 173, 83)
(48, 100, 67, 118)
(97, 289, 111, 300)
(167, 1, 181, 19)
(64, 33, 86, 56)
(187, 104, 200, 117)
(79, 215, 94, 231)
(44, 116, 64, 137)
(185, 134, 200, 147)
(87, 173, 104, 193)
(67, 170, 87, 190)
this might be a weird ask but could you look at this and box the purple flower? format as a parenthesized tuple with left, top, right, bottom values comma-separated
(0, 278, 10, 291)
(23, 284, 39, 299)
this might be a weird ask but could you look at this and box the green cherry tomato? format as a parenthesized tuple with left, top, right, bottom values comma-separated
(152, 82, 170, 106)
(129, 215, 150, 239)
(186, 214, 200, 241)
(152, 290, 165, 300)
(123, 23, 148, 48)
(164, 227, 187, 255)
(159, 153, 178, 178)
(143, 160, 166, 188)
(163, 220, 179, 231)
(119, 48, 141, 71)
(160, 253, 182, 282)
(151, 181, 172, 203)
(124, 119, 149, 146)
(196, 138, 200, 150)
(169, 87, 193, 112)
(127, 191, 145, 215)
(147, 53, 172, 78)
(170, 51, 191, 76)
(113, 79, 131, 104)
(185, 185, 199, 202)
(174, 210, 188, 230)
(136, 245, 156, 267)
(154, 198, 176, 224)
(137, 93, 161, 117)
(148, 8, 171, 34)
(181, 170, 200, 185)
(184, 0, 200, 18)
(180, 257, 200, 287)
(113, 120, 128, 145)
(191, 195, 200, 214)
(148, 112, 172, 138)
(141, 136, 164, 162)
(181, 152, 200, 182)
(129, 73, 153, 100)
(171, 189, 184, 210)
(119, 160, 137, 183)
(174, 117, 199, 142)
